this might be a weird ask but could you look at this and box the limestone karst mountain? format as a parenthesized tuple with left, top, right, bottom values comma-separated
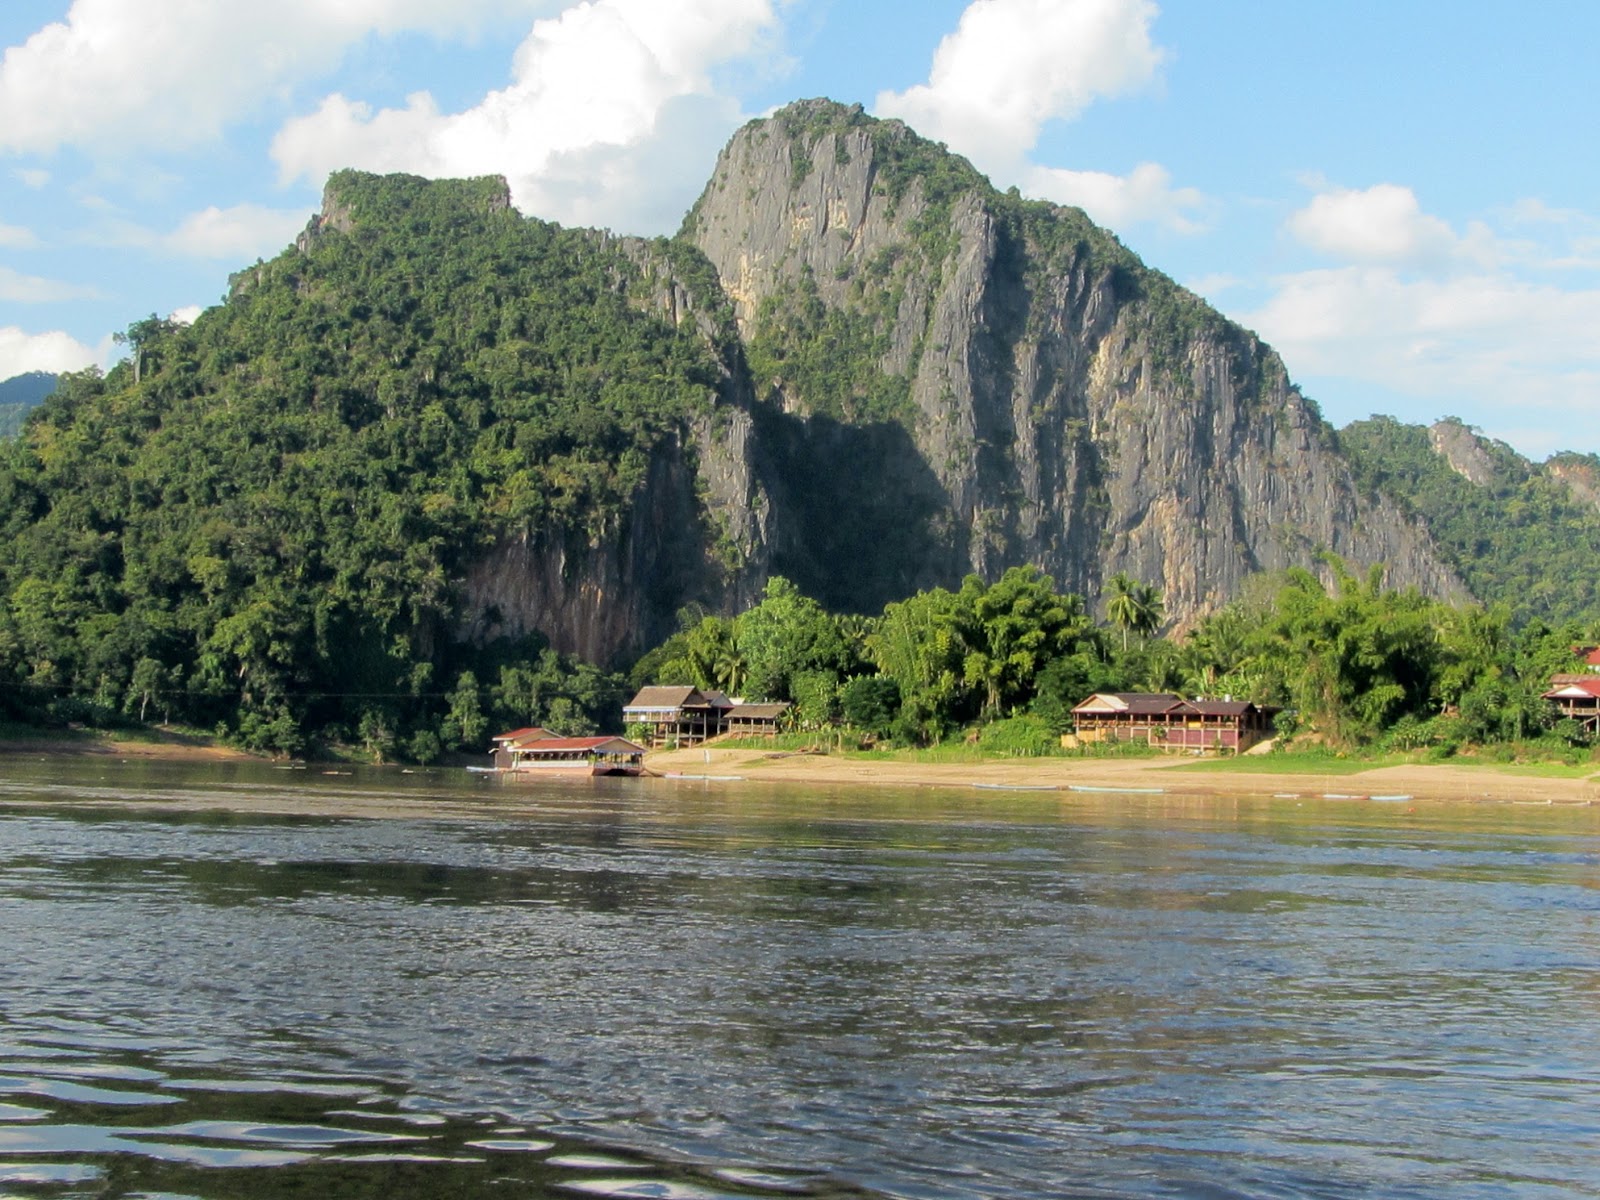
(680, 99, 1462, 621)
(3, 99, 1476, 728)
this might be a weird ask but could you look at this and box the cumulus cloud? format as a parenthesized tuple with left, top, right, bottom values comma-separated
(1026, 161, 1208, 234)
(1286, 183, 1488, 271)
(0, 325, 99, 377)
(874, 0, 1163, 178)
(1244, 265, 1600, 417)
(1253, 182, 1600, 431)
(169, 305, 203, 325)
(0, 0, 550, 155)
(0, 220, 38, 248)
(0, 266, 99, 303)
(79, 203, 310, 261)
(271, 0, 779, 234)
(164, 204, 309, 260)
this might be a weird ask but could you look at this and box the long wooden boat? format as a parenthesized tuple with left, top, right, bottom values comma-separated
(1067, 784, 1166, 795)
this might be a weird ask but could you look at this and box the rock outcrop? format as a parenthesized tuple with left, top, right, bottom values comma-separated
(682, 100, 1464, 623)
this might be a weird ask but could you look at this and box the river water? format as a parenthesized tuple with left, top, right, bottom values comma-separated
(1, 759, 1597, 1199)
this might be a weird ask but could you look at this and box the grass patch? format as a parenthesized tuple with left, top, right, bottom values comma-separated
(711, 728, 1162, 764)
(1439, 757, 1600, 780)
(1171, 751, 1416, 775)
(0, 719, 93, 744)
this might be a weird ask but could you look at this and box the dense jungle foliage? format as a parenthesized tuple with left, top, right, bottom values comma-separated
(0, 172, 732, 759)
(1340, 416, 1600, 627)
(5, 155, 1598, 764)
(633, 561, 1598, 758)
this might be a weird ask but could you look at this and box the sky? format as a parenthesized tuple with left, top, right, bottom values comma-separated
(2, 0, 1597, 459)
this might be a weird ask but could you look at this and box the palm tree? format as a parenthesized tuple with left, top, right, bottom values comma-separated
(1133, 582, 1165, 642)
(1105, 574, 1164, 652)
(1105, 572, 1141, 652)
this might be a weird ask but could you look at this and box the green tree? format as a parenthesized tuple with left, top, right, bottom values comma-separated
(959, 566, 1087, 717)
(840, 674, 900, 738)
(1257, 560, 1443, 745)
(737, 576, 852, 701)
(440, 670, 489, 750)
(867, 585, 971, 742)
(1104, 572, 1162, 651)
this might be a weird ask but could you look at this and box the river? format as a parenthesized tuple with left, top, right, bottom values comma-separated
(1, 757, 1597, 1199)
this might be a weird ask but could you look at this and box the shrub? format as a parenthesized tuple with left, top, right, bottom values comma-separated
(976, 714, 1059, 758)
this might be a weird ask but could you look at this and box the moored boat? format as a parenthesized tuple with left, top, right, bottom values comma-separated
(487, 729, 648, 777)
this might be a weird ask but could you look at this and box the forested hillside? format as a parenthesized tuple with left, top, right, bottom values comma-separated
(0, 371, 57, 438)
(1339, 416, 1600, 627)
(0, 172, 745, 756)
(6, 103, 1594, 760)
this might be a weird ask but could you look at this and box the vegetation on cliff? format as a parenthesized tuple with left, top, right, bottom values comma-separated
(0, 172, 730, 756)
(1340, 416, 1600, 627)
(2, 109, 1595, 764)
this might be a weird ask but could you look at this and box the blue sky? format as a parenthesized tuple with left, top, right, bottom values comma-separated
(2, 0, 1597, 457)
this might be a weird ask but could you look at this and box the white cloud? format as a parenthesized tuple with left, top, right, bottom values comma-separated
(1257, 184, 1600, 433)
(874, 0, 1163, 178)
(164, 204, 309, 261)
(0, 0, 551, 156)
(78, 203, 309, 262)
(169, 305, 203, 326)
(0, 325, 98, 377)
(1286, 183, 1482, 271)
(1243, 265, 1600, 416)
(1026, 161, 1207, 234)
(271, 0, 780, 234)
(13, 167, 49, 188)
(0, 266, 99, 303)
(0, 220, 38, 248)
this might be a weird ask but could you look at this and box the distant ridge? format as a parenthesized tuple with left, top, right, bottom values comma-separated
(0, 371, 57, 438)
(1340, 415, 1600, 626)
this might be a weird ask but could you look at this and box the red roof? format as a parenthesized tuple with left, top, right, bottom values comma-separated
(513, 736, 646, 754)
(1544, 678, 1600, 699)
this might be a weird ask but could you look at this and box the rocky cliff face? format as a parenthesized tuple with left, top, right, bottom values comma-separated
(454, 233, 772, 662)
(1429, 419, 1504, 487)
(683, 100, 1464, 622)
(1545, 453, 1600, 515)
(460, 99, 1470, 657)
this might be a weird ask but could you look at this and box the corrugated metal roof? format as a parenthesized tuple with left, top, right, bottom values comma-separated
(625, 685, 704, 709)
(725, 702, 790, 719)
(513, 736, 646, 754)
(492, 727, 552, 743)
(1073, 694, 1274, 718)
(1103, 695, 1185, 716)
(1188, 701, 1256, 716)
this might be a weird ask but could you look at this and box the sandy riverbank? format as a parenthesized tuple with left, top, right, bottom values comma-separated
(5, 729, 1599, 806)
(646, 745, 1600, 806)
(0, 730, 261, 762)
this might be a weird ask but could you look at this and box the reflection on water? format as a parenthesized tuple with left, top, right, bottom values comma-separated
(1, 757, 1599, 1199)
(0, 1025, 857, 1198)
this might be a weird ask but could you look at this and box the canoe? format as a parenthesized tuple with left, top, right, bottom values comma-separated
(1067, 784, 1165, 794)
